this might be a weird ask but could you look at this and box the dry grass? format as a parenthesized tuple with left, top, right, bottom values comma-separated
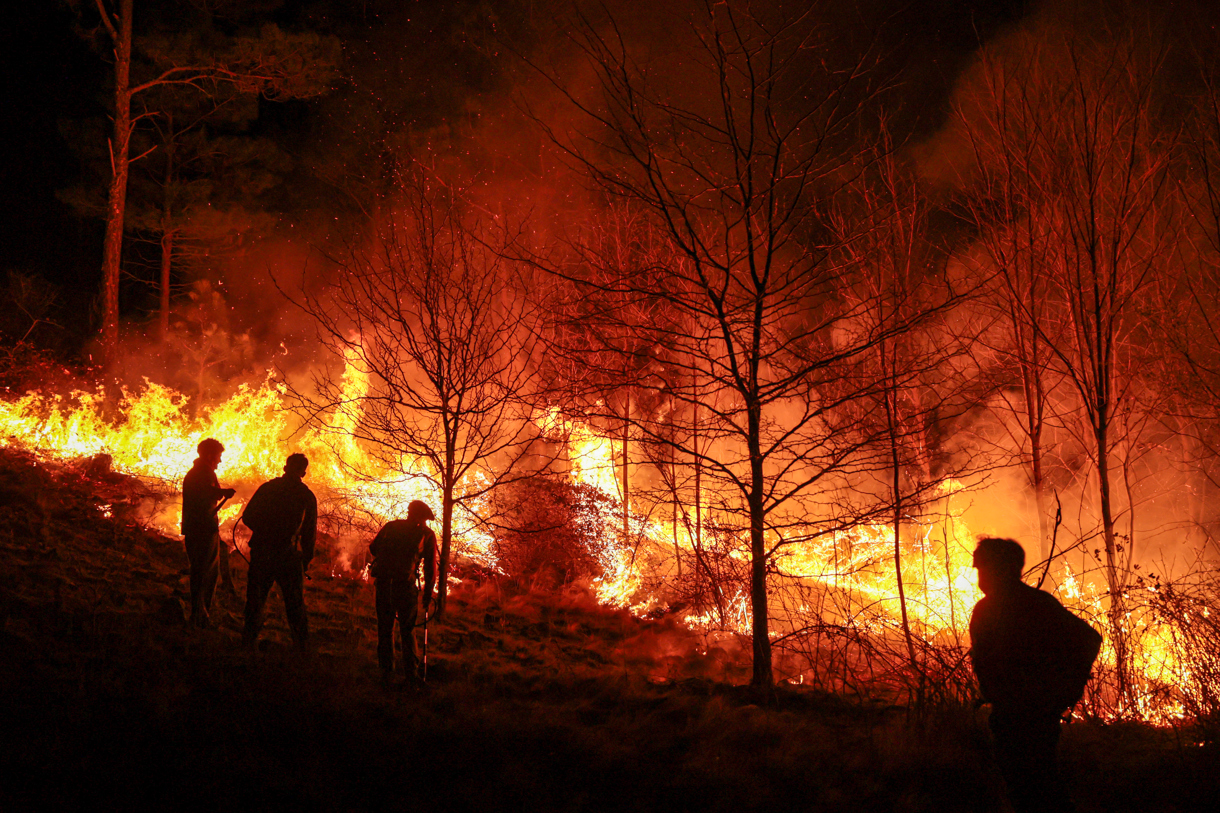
(0, 448, 1216, 811)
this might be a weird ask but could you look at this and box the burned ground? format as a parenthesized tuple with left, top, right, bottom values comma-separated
(0, 447, 1215, 812)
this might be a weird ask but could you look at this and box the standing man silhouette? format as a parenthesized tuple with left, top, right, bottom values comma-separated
(181, 438, 236, 627)
(240, 453, 317, 652)
(368, 499, 438, 684)
(970, 537, 1102, 813)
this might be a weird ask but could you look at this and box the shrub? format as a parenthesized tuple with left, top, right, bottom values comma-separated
(490, 474, 615, 587)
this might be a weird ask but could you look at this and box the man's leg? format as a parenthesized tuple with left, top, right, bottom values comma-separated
(1025, 716, 1070, 812)
(242, 557, 274, 648)
(184, 531, 215, 626)
(278, 557, 309, 651)
(394, 579, 420, 678)
(991, 710, 1070, 812)
(200, 531, 220, 615)
(375, 578, 396, 676)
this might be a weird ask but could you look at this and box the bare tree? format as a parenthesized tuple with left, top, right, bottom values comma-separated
(951, 19, 1182, 707)
(1168, 46, 1220, 550)
(526, 2, 950, 688)
(951, 38, 1077, 563)
(834, 144, 970, 684)
(292, 164, 548, 614)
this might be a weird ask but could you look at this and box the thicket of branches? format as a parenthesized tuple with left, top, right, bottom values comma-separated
(264, 4, 1220, 713)
(199, 1, 1220, 710)
(497, 2, 1219, 708)
(287, 164, 553, 614)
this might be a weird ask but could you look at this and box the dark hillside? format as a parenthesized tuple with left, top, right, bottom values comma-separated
(0, 448, 1214, 812)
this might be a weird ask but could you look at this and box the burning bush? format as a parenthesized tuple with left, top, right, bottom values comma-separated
(490, 474, 617, 588)
(1149, 579, 1220, 721)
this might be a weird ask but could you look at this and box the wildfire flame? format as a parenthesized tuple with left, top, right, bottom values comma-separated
(0, 367, 1209, 723)
(0, 371, 497, 572)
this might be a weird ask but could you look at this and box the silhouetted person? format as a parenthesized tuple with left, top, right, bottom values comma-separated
(240, 453, 317, 651)
(369, 499, 438, 682)
(970, 537, 1102, 813)
(181, 438, 236, 627)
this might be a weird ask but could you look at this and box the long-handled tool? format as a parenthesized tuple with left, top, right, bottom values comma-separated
(416, 569, 430, 682)
(226, 495, 252, 567)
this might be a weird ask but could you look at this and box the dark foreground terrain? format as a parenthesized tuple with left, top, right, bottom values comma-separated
(0, 448, 1216, 812)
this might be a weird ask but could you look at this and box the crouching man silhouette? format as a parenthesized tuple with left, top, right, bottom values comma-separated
(368, 499, 438, 684)
(970, 537, 1102, 813)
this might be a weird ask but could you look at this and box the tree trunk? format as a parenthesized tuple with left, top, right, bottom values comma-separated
(160, 120, 175, 346)
(747, 397, 772, 688)
(622, 390, 630, 545)
(688, 367, 724, 623)
(438, 483, 453, 617)
(693, 395, 702, 554)
(1094, 415, 1130, 708)
(884, 357, 919, 674)
(100, 0, 134, 365)
(670, 422, 680, 579)
(1019, 343, 1051, 563)
(160, 230, 173, 344)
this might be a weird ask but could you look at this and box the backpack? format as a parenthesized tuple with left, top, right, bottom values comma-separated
(240, 478, 307, 553)
(370, 520, 433, 581)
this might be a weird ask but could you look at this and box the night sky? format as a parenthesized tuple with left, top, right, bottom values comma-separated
(0, 0, 1035, 348)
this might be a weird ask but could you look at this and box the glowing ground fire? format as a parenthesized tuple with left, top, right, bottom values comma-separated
(0, 370, 1209, 724)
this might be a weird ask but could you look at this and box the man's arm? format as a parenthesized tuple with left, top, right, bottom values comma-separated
(969, 602, 1008, 705)
(209, 468, 236, 503)
(368, 524, 388, 559)
(1068, 611, 1103, 668)
(184, 467, 225, 505)
(1051, 603, 1103, 709)
(299, 491, 319, 563)
(183, 467, 228, 530)
(239, 483, 268, 533)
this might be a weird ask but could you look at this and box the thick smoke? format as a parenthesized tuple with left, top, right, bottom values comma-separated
(914, 0, 1220, 576)
(100, 0, 1220, 583)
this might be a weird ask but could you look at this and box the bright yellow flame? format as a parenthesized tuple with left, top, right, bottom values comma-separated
(0, 369, 497, 571)
(0, 372, 1208, 723)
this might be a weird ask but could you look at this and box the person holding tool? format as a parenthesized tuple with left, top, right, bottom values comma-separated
(239, 453, 317, 652)
(181, 438, 237, 628)
(368, 499, 439, 685)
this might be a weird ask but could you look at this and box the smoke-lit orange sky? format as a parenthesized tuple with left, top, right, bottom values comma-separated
(7, 0, 1220, 350)
(1, 0, 1042, 347)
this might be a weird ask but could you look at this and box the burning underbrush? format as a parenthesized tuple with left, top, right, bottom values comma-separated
(1, 370, 1219, 728)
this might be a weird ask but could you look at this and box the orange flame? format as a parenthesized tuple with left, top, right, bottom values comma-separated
(0, 372, 1206, 722)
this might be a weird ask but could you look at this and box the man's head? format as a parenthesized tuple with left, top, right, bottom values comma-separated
(284, 453, 309, 478)
(407, 500, 435, 523)
(197, 438, 224, 470)
(973, 537, 1025, 596)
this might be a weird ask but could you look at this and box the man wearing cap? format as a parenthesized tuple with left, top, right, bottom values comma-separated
(970, 537, 1102, 813)
(181, 438, 237, 628)
(240, 453, 318, 651)
(368, 500, 439, 682)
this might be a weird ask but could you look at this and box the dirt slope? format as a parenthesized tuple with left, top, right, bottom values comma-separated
(0, 448, 1214, 812)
